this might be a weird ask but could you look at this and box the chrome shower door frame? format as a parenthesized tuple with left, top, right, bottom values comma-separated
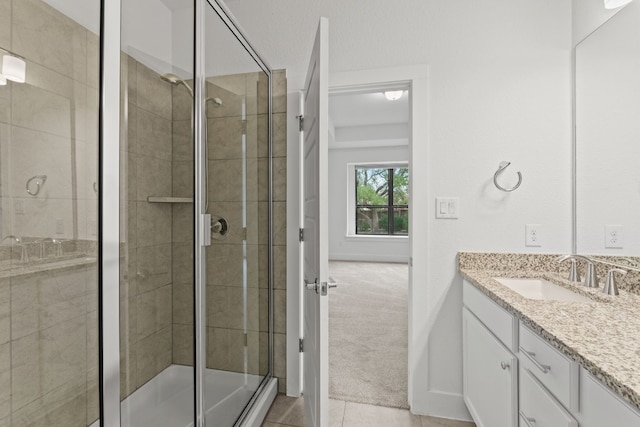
(196, 1, 274, 426)
(99, 0, 121, 426)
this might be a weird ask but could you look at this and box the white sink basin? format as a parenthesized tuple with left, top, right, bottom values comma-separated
(492, 277, 593, 302)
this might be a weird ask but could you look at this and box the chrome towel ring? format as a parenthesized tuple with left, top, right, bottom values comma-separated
(26, 175, 47, 196)
(493, 161, 522, 192)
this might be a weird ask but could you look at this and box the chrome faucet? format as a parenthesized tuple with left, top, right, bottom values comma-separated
(2, 235, 20, 244)
(556, 255, 598, 288)
(36, 237, 55, 258)
(602, 268, 626, 296)
(52, 239, 65, 257)
(2, 235, 29, 262)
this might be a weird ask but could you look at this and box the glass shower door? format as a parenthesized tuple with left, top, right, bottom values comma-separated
(201, 3, 271, 426)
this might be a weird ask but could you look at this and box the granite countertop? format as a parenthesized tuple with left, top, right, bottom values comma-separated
(0, 253, 96, 279)
(459, 252, 640, 412)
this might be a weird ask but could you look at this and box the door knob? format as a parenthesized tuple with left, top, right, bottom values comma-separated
(304, 278, 318, 292)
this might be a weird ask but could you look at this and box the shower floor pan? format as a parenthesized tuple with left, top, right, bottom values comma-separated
(90, 364, 263, 427)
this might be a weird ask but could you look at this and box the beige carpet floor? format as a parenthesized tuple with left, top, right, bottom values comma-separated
(328, 261, 409, 409)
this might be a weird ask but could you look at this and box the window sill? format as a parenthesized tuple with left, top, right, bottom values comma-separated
(345, 234, 408, 242)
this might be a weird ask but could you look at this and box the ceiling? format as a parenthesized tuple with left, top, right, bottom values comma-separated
(225, 0, 431, 91)
(329, 90, 409, 129)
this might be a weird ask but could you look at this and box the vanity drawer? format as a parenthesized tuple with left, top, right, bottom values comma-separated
(519, 368, 577, 427)
(463, 280, 516, 350)
(519, 324, 579, 411)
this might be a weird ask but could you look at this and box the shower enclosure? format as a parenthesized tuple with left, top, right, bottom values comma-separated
(0, 0, 279, 426)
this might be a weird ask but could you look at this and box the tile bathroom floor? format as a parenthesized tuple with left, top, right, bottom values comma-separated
(261, 395, 476, 427)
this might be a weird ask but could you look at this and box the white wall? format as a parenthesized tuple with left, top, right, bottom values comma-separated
(226, 0, 574, 421)
(419, 0, 572, 418)
(573, 0, 624, 45)
(122, 0, 173, 69)
(328, 146, 409, 262)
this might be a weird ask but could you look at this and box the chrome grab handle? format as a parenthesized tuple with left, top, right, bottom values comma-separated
(500, 361, 510, 370)
(520, 347, 551, 374)
(519, 411, 536, 427)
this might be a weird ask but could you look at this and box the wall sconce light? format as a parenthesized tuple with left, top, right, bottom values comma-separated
(0, 74, 6, 86)
(604, 0, 632, 9)
(2, 55, 26, 83)
(384, 90, 404, 101)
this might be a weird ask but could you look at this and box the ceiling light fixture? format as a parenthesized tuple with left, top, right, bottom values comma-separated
(2, 55, 26, 83)
(604, 0, 632, 9)
(384, 90, 404, 101)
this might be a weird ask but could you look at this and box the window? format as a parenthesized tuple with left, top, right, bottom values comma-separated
(355, 166, 409, 235)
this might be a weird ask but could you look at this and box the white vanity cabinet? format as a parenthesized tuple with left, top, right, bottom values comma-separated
(462, 279, 640, 427)
(462, 282, 518, 427)
(576, 368, 640, 427)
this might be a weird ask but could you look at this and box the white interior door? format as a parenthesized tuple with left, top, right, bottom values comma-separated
(302, 17, 329, 427)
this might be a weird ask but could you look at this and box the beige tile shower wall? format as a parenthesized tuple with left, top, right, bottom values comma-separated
(0, 1, 101, 426)
(170, 70, 288, 393)
(120, 56, 174, 401)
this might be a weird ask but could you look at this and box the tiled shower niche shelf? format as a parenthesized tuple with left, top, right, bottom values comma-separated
(147, 196, 194, 203)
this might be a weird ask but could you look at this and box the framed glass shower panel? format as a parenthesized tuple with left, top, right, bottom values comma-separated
(201, 2, 271, 425)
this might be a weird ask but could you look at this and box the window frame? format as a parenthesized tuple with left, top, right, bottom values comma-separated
(349, 163, 409, 237)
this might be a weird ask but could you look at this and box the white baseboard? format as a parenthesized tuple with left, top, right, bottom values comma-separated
(411, 390, 473, 422)
(329, 253, 409, 263)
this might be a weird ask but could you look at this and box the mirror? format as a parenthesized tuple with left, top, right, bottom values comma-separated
(575, 1, 640, 267)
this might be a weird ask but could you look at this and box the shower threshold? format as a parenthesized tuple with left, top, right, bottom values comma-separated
(90, 364, 265, 427)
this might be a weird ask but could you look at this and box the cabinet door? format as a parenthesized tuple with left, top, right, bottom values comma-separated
(578, 368, 640, 427)
(463, 308, 517, 427)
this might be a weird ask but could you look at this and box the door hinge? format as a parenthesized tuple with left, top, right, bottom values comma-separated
(299, 228, 304, 242)
(299, 338, 304, 352)
(297, 115, 304, 132)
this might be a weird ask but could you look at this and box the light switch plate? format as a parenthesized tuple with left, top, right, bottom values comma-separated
(435, 197, 459, 219)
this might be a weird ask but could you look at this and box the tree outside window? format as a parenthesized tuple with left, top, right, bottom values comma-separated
(355, 167, 409, 235)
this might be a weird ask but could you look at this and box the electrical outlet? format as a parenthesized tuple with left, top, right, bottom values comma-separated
(605, 225, 623, 249)
(56, 219, 64, 235)
(525, 224, 542, 247)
